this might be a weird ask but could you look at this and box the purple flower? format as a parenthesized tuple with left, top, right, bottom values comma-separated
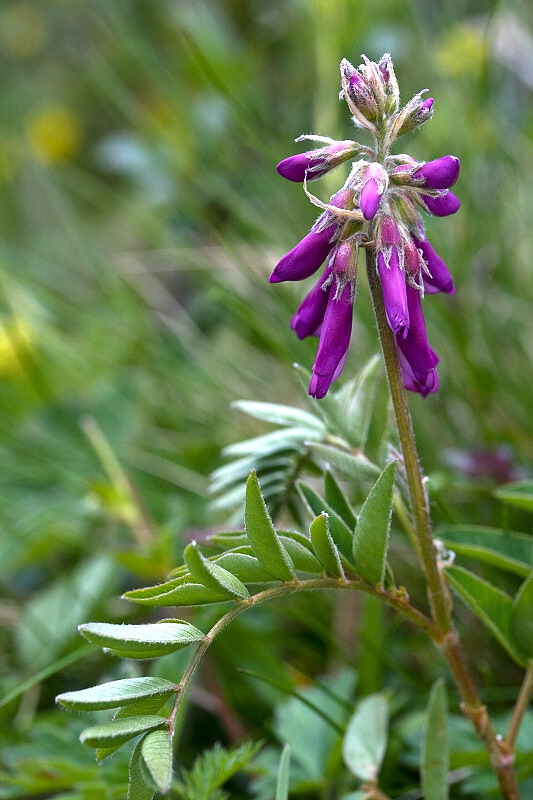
(360, 162, 388, 220)
(277, 141, 356, 183)
(309, 280, 354, 399)
(377, 217, 409, 336)
(290, 266, 332, 339)
(413, 156, 460, 190)
(396, 286, 439, 397)
(413, 236, 455, 294)
(269, 188, 352, 283)
(421, 191, 461, 217)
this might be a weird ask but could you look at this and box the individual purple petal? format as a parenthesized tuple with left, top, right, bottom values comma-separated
(309, 281, 353, 399)
(413, 236, 455, 294)
(421, 191, 460, 217)
(413, 156, 460, 190)
(290, 266, 332, 339)
(360, 162, 387, 220)
(378, 249, 409, 336)
(276, 141, 355, 183)
(269, 223, 338, 283)
(396, 286, 439, 396)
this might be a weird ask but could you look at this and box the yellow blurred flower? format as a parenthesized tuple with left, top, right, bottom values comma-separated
(437, 23, 487, 78)
(0, 2, 47, 58)
(26, 105, 82, 164)
(0, 317, 33, 378)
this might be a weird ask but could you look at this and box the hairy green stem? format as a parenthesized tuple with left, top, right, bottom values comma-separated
(365, 248, 521, 800)
(168, 577, 438, 736)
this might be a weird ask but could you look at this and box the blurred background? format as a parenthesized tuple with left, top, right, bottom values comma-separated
(0, 0, 532, 797)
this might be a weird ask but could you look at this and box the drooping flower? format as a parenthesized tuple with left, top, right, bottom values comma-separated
(271, 53, 460, 398)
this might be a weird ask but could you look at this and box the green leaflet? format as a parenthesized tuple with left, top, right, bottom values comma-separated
(275, 744, 291, 800)
(511, 571, 533, 659)
(445, 566, 528, 666)
(307, 442, 380, 482)
(298, 481, 353, 560)
(421, 680, 449, 800)
(232, 400, 325, 432)
(223, 427, 322, 458)
(141, 729, 173, 793)
(324, 470, 357, 529)
(494, 480, 533, 512)
(213, 551, 276, 582)
(309, 514, 343, 578)
(352, 461, 397, 586)
(80, 715, 166, 748)
(245, 471, 295, 582)
(78, 621, 205, 658)
(278, 535, 322, 573)
(123, 582, 233, 607)
(128, 738, 155, 800)
(184, 541, 249, 598)
(342, 694, 389, 782)
(440, 525, 532, 577)
(56, 677, 176, 711)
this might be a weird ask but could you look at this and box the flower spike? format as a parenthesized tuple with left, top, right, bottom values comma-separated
(270, 52, 460, 397)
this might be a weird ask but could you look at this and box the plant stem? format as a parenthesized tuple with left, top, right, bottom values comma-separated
(168, 577, 438, 735)
(506, 665, 533, 750)
(365, 247, 521, 800)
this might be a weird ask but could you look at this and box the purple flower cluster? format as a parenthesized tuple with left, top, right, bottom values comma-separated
(270, 53, 460, 399)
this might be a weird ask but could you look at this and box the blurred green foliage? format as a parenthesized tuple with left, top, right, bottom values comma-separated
(0, 0, 532, 797)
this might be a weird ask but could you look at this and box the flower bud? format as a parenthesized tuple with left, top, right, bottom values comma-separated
(291, 266, 332, 339)
(378, 53, 400, 115)
(412, 156, 460, 190)
(340, 58, 379, 122)
(420, 190, 460, 217)
(309, 280, 354, 399)
(398, 97, 434, 135)
(360, 162, 388, 220)
(276, 140, 357, 183)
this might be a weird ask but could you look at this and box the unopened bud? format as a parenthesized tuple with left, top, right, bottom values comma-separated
(360, 162, 388, 220)
(398, 97, 434, 135)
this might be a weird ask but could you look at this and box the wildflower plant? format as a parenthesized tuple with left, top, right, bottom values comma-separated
(55, 55, 533, 800)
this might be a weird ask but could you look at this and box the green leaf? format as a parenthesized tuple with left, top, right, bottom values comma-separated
(352, 462, 397, 586)
(278, 535, 322, 574)
(511, 571, 533, 659)
(421, 680, 449, 800)
(15, 555, 115, 671)
(439, 525, 532, 577)
(308, 442, 380, 482)
(129, 738, 155, 800)
(213, 551, 276, 582)
(56, 677, 176, 711)
(324, 470, 357, 529)
(184, 542, 249, 598)
(232, 400, 325, 431)
(78, 621, 205, 658)
(298, 482, 353, 559)
(309, 514, 343, 578)
(123, 581, 232, 607)
(494, 480, 533, 512)
(80, 715, 166, 748)
(224, 427, 321, 458)
(210, 530, 249, 548)
(141, 729, 173, 793)
(180, 741, 262, 800)
(276, 744, 291, 800)
(445, 566, 528, 666)
(342, 694, 388, 782)
(337, 354, 382, 447)
(245, 471, 295, 582)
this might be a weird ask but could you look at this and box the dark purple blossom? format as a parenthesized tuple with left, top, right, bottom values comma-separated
(412, 156, 460, 190)
(269, 188, 352, 283)
(291, 266, 332, 339)
(421, 191, 461, 217)
(377, 217, 409, 336)
(360, 163, 387, 220)
(396, 287, 439, 397)
(413, 236, 455, 294)
(277, 141, 356, 183)
(309, 280, 354, 399)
